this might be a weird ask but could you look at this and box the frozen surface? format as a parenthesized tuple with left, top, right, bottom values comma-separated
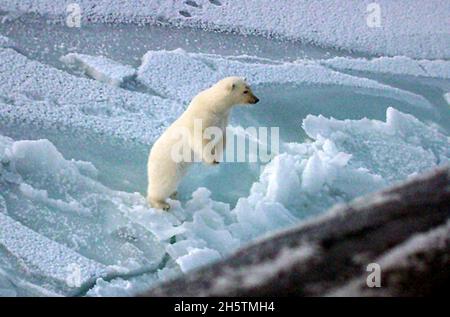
(60, 53, 136, 87)
(0, 1, 449, 295)
(1, 0, 449, 58)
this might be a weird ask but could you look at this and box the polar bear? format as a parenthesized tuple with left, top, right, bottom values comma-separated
(147, 77, 259, 210)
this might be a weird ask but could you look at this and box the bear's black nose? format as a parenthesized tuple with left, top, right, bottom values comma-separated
(254, 97, 260, 104)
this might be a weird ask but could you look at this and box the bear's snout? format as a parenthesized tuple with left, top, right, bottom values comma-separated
(251, 96, 260, 104)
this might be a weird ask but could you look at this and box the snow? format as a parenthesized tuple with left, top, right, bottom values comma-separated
(0, 46, 436, 150)
(60, 53, 136, 87)
(176, 248, 221, 272)
(327, 220, 450, 296)
(1, 0, 448, 58)
(213, 244, 316, 293)
(377, 220, 450, 269)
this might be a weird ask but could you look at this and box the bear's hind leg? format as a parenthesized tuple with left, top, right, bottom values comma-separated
(170, 191, 178, 199)
(147, 196, 170, 211)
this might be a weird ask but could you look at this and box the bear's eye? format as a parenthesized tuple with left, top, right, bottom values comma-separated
(243, 90, 249, 94)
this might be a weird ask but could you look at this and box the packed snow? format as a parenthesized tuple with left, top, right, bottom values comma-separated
(0, 1, 449, 297)
(1, 0, 448, 58)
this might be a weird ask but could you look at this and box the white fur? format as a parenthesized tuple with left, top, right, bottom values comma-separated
(147, 77, 259, 210)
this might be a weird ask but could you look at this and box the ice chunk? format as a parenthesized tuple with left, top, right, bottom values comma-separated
(117, 202, 186, 241)
(86, 275, 156, 297)
(138, 49, 217, 102)
(60, 53, 136, 87)
(86, 266, 180, 297)
(302, 107, 450, 182)
(165, 240, 203, 260)
(176, 248, 221, 273)
(321, 56, 450, 79)
(264, 154, 300, 205)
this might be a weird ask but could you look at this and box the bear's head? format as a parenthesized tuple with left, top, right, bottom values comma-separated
(215, 76, 259, 107)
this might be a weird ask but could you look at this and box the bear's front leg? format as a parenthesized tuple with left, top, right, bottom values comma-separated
(203, 142, 220, 165)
